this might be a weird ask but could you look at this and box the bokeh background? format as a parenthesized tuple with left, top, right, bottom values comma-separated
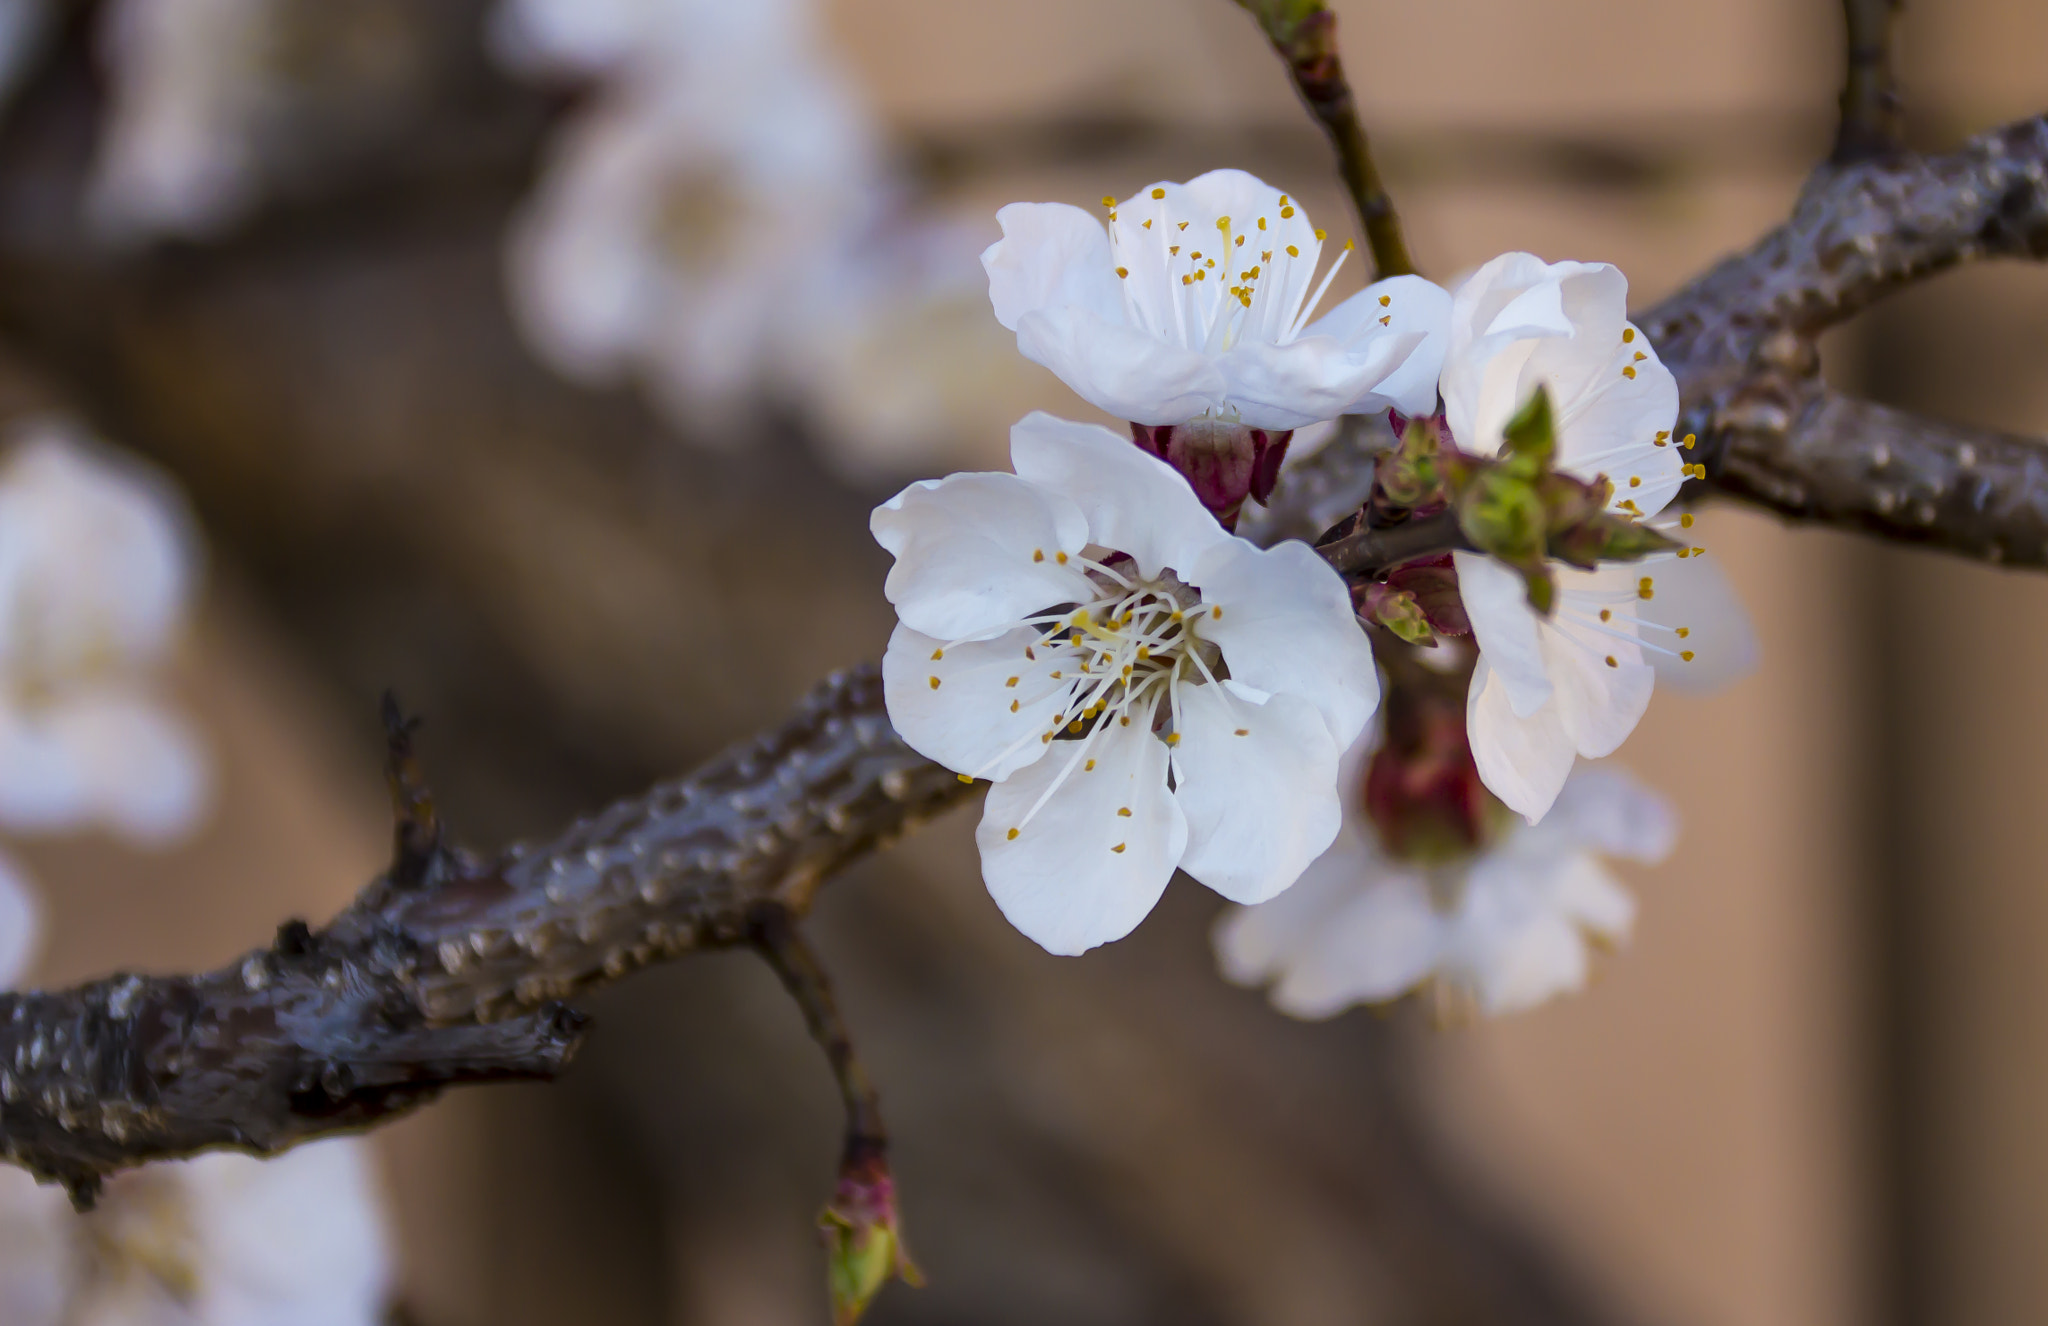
(5, 0, 2048, 1323)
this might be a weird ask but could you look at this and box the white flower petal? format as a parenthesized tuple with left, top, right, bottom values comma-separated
(51, 691, 211, 846)
(1012, 305, 1224, 424)
(1293, 274, 1453, 418)
(1542, 611, 1653, 759)
(1211, 844, 1357, 988)
(0, 704, 93, 835)
(1536, 320, 1683, 517)
(1635, 545, 1758, 692)
(1546, 852, 1638, 939)
(0, 850, 39, 990)
(1275, 869, 1444, 1017)
(1171, 682, 1341, 904)
(982, 201, 1125, 332)
(1191, 538, 1378, 747)
(1467, 654, 1577, 822)
(882, 622, 1070, 782)
(872, 470, 1094, 641)
(1007, 412, 1227, 580)
(1539, 764, 1677, 863)
(977, 718, 1187, 955)
(1452, 551, 1552, 718)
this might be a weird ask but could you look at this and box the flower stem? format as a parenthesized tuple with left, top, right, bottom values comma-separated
(1233, 0, 1416, 278)
(1833, 0, 1905, 163)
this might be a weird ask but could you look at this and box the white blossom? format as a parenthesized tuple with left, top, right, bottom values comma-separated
(0, 1139, 393, 1326)
(875, 412, 1378, 955)
(0, 422, 208, 844)
(504, 55, 885, 429)
(88, 0, 278, 239)
(1216, 761, 1674, 1019)
(1440, 252, 1708, 821)
(0, 848, 36, 990)
(490, 0, 804, 80)
(983, 169, 1449, 430)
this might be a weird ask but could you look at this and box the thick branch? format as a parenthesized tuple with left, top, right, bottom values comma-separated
(0, 666, 969, 1198)
(1234, 0, 1415, 278)
(1643, 111, 2048, 561)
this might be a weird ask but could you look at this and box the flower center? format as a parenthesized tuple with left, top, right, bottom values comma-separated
(1102, 190, 1356, 356)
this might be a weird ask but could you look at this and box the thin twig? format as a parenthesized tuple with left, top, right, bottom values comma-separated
(1834, 0, 1905, 163)
(748, 901, 884, 1153)
(1234, 0, 1415, 278)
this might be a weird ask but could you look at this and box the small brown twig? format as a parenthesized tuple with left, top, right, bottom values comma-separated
(1834, 0, 1906, 163)
(1233, 0, 1416, 278)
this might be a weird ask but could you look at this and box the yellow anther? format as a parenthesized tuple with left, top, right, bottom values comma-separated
(1262, 250, 1272, 262)
(1164, 733, 1181, 746)
(1117, 807, 1132, 817)
(1205, 258, 1215, 268)
(1211, 605, 1222, 619)
(1344, 238, 1355, 251)
(1191, 250, 1202, 260)
(1009, 700, 1019, 713)
(1233, 728, 1249, 736)
(1286, 245, 1300, 257)
(1279, 194, 1290, 204)
(1605, 655, 1618, 668)
(1379, 315, 1391, 326)
(1137, 646, 1151, 659)
(1182, 275, 1193, 285)
(1235, 235, 1245, 246)
(1656, 430, 1670, 440)
(1151, 187, 1166, 199)
(1116, 266, 1129, 279)
(1032, 548, 1044, 562)
(1680, 513, 1695, 528)
(1142, 219, 1153, 228)
(1085, 759, 1096, 770)
(1050, 670, 1063, 680)
(1178, 221, 1189, 230)
(1379, 294, 1391, 306)
(1068, 720, 1084, 733)
(1195, 269, 1207, 281)
(1313, 227, 1325, 240)
(1006, 676, 1019, 687)
(1623, 328, 1636, 343)
(929, 676, 941, 689)
(1257, 217, 1267, 230)
(1169, 245, 1180, 255)
(1629, 476, 1642, 488)
(1623, 366, 1637, 379)
(1102, 196, 1116, 207)
(1217, 216, 1230, 230)
(1281, 206, 1296, 218)
(1056, 551, 1068, 564)
(1677, 547, 1691, 558)
(1682, 433, 1697, 450)
(1168, 611, 1182, 622)
(1681, 650, 1696, 662)
(1676, 626, 1691, 638)
(1638, 577, 1655, 599)
(1633, 351, 1647, 362)
(1118, 716, 1130, 726)
(1111, 843, 1126, 854)
(1007, 827, 1020, 840)
(958, 774, 973, 783)
(931, 647, 944, 660)
(1600, 609, 1612, 621)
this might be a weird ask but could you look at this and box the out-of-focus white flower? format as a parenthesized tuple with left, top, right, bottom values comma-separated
(0, 848, 37, 989)
(88, 0, 276, 240)
(1439, 252, 1699, 822)
(505, 58, 885, 432)
(874, 412, 1377, 955)
(1217, 760, 1674, 1019)
(0, 421, 209, 844)
(490, 0, 805, 80)
(0, 1139, 393, 1326)
(983, 170, 1449, 430)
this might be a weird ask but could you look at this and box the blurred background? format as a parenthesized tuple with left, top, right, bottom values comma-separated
(0, 0, 2045, 1323)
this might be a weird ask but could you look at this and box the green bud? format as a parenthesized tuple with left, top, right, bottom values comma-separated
(1378, 416, 1445, 508)
(820, 1148, 921, 1326)
(1501, 386, 1557, 466)
(1364, 585, 1435, 644)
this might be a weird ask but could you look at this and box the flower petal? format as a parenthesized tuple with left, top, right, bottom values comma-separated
(982, 201, 1124, 332)
(49, 691, 211, 846)
(1544, 764, 1677, 863)
(976, 717, 1187, 955)
(872, 470, 1095, 641)
(1453, 551, 1552, 719)
(1012, 305, 1224, 424)
(1190, 538, 1379, 747)
(1634, 545, 1758, 692)
(1467, 653, 1577, 822)
(1280, 870, 1443, 1016)
(1008, 412, 1228, 580)
(882, 621, 1073, 782)
(1290, 274, 1453, 419)
(1171, 681, 1342, 904)
(1541, 597, 1654, 760)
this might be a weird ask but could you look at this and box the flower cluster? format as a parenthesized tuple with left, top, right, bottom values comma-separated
(875, 167, 1755, 1003)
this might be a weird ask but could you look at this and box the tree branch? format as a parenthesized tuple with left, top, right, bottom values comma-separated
(1234, 0, 1415, 278)
(1642, 112, 2048, 562)
(0, 665, 970, 1201)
